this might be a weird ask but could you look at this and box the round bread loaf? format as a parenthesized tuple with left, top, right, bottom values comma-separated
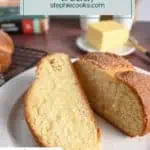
(0, 30, 14, 53)
(0, 30, 14, 73)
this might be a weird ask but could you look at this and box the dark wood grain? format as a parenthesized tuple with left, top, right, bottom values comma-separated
(10, 18, 150, 71)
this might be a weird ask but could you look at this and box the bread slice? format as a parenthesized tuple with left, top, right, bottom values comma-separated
(24, 53, 100, 149)
(74, 52, 150, 137)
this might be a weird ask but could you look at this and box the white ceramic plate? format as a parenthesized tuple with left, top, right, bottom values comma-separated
(76, 36, 136, 56)
(0, 59, 150, 149)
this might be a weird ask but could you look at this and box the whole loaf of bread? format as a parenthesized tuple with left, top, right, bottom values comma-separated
(0, 30, 14, 73)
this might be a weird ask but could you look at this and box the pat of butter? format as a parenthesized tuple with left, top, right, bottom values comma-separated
(87, 21, 129, 52)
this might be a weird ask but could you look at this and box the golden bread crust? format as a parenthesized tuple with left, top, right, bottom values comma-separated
(0, 30, 14, 54)
(81, 52, 135, 74)
(116, 71, 150, 135)
(0, 52, 12, 73)
(0, 31, 14, 72)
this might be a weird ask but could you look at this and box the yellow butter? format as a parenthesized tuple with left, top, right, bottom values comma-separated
(87, 21, 129, 52)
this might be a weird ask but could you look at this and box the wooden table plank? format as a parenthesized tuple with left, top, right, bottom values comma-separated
(10, 18, 150, 71)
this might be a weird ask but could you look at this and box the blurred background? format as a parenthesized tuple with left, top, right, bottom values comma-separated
(0, 0, 149, 33)
(0, 0, 149, 35)
(136, 0, 150, 21)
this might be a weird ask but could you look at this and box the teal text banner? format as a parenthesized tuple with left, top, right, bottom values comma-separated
(20, 0, 135, 17)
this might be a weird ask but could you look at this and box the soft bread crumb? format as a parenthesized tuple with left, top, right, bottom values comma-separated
(24, 53, 100, 149)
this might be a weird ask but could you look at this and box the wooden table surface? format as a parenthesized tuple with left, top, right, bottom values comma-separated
(10, 18, 150, 72)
